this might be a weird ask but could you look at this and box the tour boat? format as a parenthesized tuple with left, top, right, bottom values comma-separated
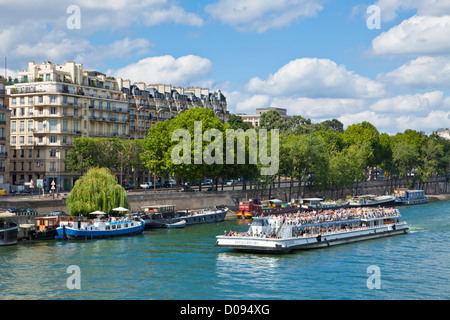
(56, 215, 145, 240)
(236, 199, 299, 219)
(394, 188, 428, 205)
(0, 212, 18, 246)
(299, 198, 349, 211)
(348, 195, 396, 207)
(216, 207, 408, 253)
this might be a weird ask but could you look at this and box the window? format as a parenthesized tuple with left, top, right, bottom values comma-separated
(50, 149, 57, 157)
(19, 136, 24, 145)
(49, 136, 57, 144)
(28, 120, 34, 132)
(11, 136, 16, 145)
(74, 121, 79, 132)
(50, 107, 57, 114)
(50, 162, 56, 171)
(19, 121, 25, 132)
(11, 121, 16, 133)
(28, 136, 33, 145)
(49, 95, 57, 104)
(49, 119, 57, 132)
(38, 121, 43, 132)
(38, 96, 43, 104)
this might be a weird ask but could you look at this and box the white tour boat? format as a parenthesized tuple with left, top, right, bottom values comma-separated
(215, 207, 408, 253)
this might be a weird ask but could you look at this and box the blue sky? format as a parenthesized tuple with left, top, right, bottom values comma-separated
(1, 0, 449, 134)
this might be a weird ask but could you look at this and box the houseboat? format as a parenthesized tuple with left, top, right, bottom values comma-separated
(236, 199, 299, 219)
(299, 198, 349, 211)
(33, 216, 59, 240)
(348, 195, 396, 207)
(176, 206, 228, 225)
(0, 212, 18, 246)
(139, 205, 184, 229)
(56, 215, 145, 240)
(394, 188, 428, 205)
(216, 207, 408, 253)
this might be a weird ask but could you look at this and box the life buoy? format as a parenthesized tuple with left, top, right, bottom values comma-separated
(68, 222, 73, 227)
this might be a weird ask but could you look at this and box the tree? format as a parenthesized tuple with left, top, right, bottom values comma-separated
(227, 114, 253, 130)
(66, 167, 129, 216)
(259, 110, 285, 130)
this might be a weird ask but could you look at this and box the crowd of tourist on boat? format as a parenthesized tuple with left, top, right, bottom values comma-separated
(224, 206, 401, 239)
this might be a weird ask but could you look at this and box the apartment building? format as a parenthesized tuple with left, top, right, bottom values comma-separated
(239, 107, 291, 127)
(0, 76, 11, 191)
(7, 61, 228, 191)
(119, 80, 229, 140)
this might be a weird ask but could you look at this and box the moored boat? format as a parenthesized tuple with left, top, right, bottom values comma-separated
(299, 198, 349, 211)
(348, 195, 396, 207)
(236, 199, 298, 219)
(216, 207, 408, 253)
(394, 188, 428, 205)
(0, 212, 18, 246)
(166, 220, 186, 228)
(176, 206, 228, 225)
(56, 215, 145, 240)
(32, 216, 59, 240)
(140, 205, 184, 229)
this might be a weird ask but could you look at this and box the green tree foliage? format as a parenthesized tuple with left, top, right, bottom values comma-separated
(66, 167, 129, 216)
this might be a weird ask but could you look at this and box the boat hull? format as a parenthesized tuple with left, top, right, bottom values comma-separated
(216, 223, 409, 253)
(395, 198, 428, 205)
(56, 223, 144, 240)
(0, 226, 18, 246)
(349, 199, 396, 207)
(181, 210, 227, 225)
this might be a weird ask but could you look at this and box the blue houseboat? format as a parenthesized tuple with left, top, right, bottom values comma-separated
(394, 188, 428, 205)
(56, 215, 145, 240)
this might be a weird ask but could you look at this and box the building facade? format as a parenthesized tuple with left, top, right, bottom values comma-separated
(239, 107, 291, 127)
(0, 76, 11, 191)
(433, 128, 450, 141)
(6, 61, 228, 191)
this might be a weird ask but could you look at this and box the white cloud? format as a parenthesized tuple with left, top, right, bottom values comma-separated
(374, 0, 450, 21)
(246, 58, 385, 99)
(369, 91, 447, 115)
(234, 94, 272, 113)
(371, 15, 450, 56)
(270, 97, 366, 119)
(205, 0, 323, 32)
(379, 56, 450, 89)
(0, 0, 203, 70)
(112, 55, 213, 87)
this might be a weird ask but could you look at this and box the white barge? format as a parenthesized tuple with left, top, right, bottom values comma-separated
(216, 208, 408, 253)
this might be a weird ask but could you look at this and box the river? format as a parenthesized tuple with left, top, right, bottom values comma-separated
(0, 200, 448, 300)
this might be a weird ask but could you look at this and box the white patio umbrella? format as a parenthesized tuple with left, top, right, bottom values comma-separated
(112, 207, 129, 212)
(90, 211, 106, 215)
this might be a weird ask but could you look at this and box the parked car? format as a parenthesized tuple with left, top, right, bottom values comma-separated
(124, 184, 135, 190)
(140, 182, 152, 189)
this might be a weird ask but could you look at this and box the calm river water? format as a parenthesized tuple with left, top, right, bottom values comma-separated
(1, 200, 448, 300)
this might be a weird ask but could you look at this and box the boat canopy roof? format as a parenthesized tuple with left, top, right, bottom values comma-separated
(268, 199, 283, 204)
